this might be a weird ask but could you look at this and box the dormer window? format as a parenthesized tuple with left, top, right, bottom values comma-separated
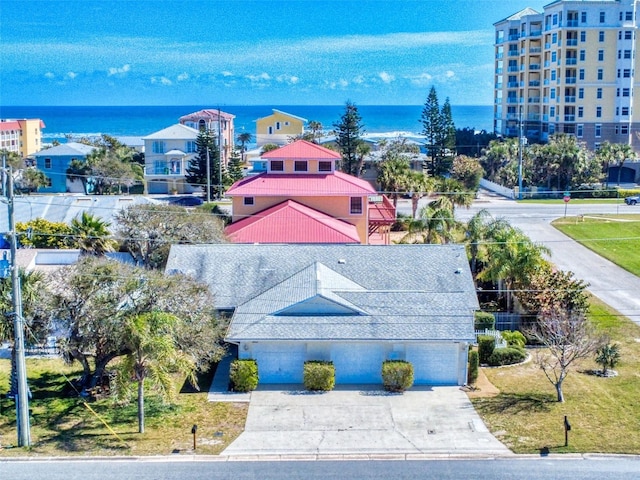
(270, 160, 284, 171)
(318, 161, 332, 172)
(294, 161, 308, 172)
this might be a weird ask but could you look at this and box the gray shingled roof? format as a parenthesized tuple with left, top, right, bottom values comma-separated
(166, 244, 478, 342)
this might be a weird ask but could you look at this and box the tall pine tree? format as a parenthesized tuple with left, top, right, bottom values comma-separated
(185, 129, 225, 199)
(421, 86, 443, 176)
(333, 101, 365, 176)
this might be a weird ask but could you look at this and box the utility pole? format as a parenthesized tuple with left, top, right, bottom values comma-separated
(2, 162, 30, 447)
(206, 148, 211, 203)
(217, 107, 223, 200)
(518, 106, 524, 200)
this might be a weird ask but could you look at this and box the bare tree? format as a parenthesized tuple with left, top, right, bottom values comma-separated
(528, 311, 601, 402)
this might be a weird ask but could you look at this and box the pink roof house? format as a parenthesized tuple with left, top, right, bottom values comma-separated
(225, 140, 395, 244)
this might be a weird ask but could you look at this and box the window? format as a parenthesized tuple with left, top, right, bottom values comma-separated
(579, 69, 585, 80)
(578, 88, 584, 99)
(550, 106, 556, 117)
(581, 11, 586, 23)
(294, 161, 308, 172)
(275, 122, 281, 130)
(622, 107, 630, 116)
(577, 124, 583, 137)
(318, 161, 332, 172)
(243, 197, 254, 206)
(553, 14, 558, 26)
(550, 89, 556, 99)
(579, 50, 585, 61)
(596, 106, 602, 118)
(268, 126, 273, 135)
(597, 88, 602, 99)
(621, 124, 629, 135)
(597, 69, 604, 80)
(626, 11, 633, 21)
(578, 106, 584, 118)
(599, 31, 605, 42)
(284, 121, 290, 126)
(580, 31, 586, 42)
(623, 88, 631, 97)
(551, 51, 557, 62)
(624, 49, 632, 59)
(624, 69, 631, 78)
(46, 177, 52, 187)
(599, 12, 605, 23)
(551, 70, 557, 81)
(152, 141, 165, 154)
(552, 33, 557, 44)
(44, 158, 51, 169)
(350, 197, 363, 215)
(270, 160, 284, 171)
(185, 141, 196, 153)
(598, 50, 604, 61)
(595, 124, 602, 137)
(625, 31, 633, 40)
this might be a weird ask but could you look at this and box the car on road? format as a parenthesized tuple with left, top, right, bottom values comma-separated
(624, 195, 639, 205)
(168, 196, 204, 207)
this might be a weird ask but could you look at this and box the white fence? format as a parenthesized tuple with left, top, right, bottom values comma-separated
(479, 178, 515, 199)
(475, 329, 508, 349)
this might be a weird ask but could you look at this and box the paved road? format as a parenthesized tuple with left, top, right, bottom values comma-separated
(2, 457, 640, 479)
(444, 193, 640, 326)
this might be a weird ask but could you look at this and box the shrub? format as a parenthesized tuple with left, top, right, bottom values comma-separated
(467, 350, 479, 385)
(474, 311, 496, 331)
(478, 335, 495, 364)
(487, 347, 526, 366)
(501, 330, 527, 348)
(381, 360, 414, 392)
(303, 361, 335, 391)
(229, 359, 258, 392)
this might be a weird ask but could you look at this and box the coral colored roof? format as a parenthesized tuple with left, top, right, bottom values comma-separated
(0, 121, 20, 131)
(261, 140, 341, 160)
(227, 171, 376, 197)
(225, 200, 360, 244)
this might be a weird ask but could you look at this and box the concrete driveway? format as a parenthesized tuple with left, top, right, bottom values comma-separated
(221, 385, 511, 457)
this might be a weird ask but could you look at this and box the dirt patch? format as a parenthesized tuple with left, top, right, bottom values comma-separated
(465, 367, 500, 398)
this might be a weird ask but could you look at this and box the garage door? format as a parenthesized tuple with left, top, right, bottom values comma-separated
(406, 343, 459, 385)
(332, 343, 385, 384)
(252, 343, 306, 384)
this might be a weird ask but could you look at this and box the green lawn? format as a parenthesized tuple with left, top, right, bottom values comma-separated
(0, 358, 247, 456)
(552, 214, 640, 276)
(516, 198, 623, 205)
(472, 296, 640, 454)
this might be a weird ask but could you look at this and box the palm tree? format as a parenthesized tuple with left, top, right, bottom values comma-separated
(595, 342, 620, 376)
(307, 121, 323, 143)
(70, 211, 117, 256)
(464, 209, 493, 275)
(406, 171, 433, 218)
(376, 156, 411, 207)
(236, 132, 253, 165)
(401, 197, 457, 244)
(114, 311, 196, 433)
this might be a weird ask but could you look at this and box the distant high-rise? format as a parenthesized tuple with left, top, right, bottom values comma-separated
(0, 118, 45, 157)
(494, 0, 639, 151)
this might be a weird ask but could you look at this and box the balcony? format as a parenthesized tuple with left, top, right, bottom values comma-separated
(529, 80, 541, 87)
(507, 66, 519, 72)
(565, 77, 577, 84)
(543, 114, 549, 121)
(495, 83, 503, 89)
(565, 96, 576, 102)
(544, 78, 550, 85)
(567, 20, 578, 27)
(564, 115, 576, 122)
(566, 39, 578, 46)
(530, 29, 542, 37)
(566, 58, 577, 65)
(530, 64, 541, 70)
(528, 97, 541, 103)
(496, 68, 503, 74)
(508, 34, 519, 41)
(508, 50, 519, 56)
(507, 97, 519, 104)
(507, 81, 519, 88)
(528, 114, 541, 121)
(496, 52, 504, 59)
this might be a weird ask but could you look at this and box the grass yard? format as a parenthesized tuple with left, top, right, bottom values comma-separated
(471, 296, 640, 454)
(0, 358, 247, 456)
(552, 214, 640, 276)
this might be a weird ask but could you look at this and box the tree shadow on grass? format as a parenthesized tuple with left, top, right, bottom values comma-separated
(474, 392, 555, 415)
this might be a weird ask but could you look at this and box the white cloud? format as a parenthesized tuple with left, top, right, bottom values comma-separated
(445, 70, 455, 78)
(276, 74, 299, 85)
(44, 72, 55, 79)
(177, 72, 189, 81)
(108, 64, 131, 76)
(151, 76, 172, 86)
(407, 72, 433, 87)
(246, 72, 271, 82)
(352, 75, 365, 84)
(221, 71, 234, 77)
(66, 71, 77, 80)
(379, 71, 395, 84)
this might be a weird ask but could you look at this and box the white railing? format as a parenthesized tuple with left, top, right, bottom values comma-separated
(480, 178, 515, 199)
(475, 329, 508, 349)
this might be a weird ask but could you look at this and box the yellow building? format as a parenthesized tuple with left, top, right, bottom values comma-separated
(255, 109, 307, 147)
(0, 118, 45, 157)
(494, 0, 640, 152)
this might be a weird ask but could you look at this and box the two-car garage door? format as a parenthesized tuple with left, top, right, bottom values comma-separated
(248, 342, 461, 385)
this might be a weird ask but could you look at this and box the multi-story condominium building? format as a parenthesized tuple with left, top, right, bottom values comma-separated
(178, 109, 235, 167)
(494, 0, 640, 152)
(0, 118, 45, 157)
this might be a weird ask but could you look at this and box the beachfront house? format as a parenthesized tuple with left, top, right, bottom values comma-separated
(0, 118, 46, 157)
(179, 109, 235, 167)
(255, 109, 306, 147)
(142, 124, 200, 195)
(224, 140, 395, 244)
(165, 243, 477, 385)
(31, 142, 96, 193)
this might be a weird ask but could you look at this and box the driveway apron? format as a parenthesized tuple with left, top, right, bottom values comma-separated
(221, 385, 511, 456)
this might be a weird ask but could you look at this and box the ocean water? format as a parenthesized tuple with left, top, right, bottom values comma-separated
(0, 105, 493, 143)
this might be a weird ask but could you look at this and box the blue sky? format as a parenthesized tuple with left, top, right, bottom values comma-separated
(2, 0, 547, 106)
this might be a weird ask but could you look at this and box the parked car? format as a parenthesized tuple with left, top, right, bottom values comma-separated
(168, 196, 204, 207)
(624, 195, 639, 205)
